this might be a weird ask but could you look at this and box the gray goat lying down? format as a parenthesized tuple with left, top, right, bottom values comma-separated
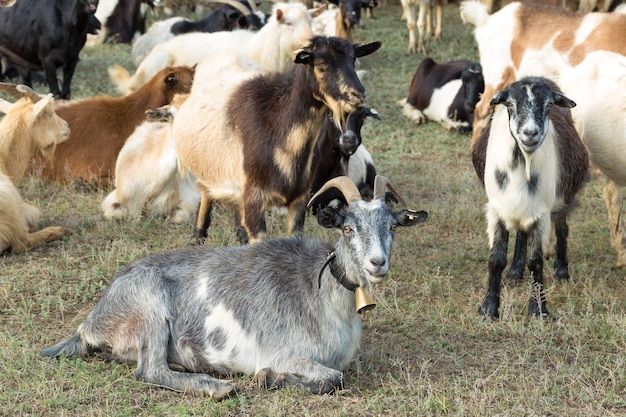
(43, 176, 428, 399)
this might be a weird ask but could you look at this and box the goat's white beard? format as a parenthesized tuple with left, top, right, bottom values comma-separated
(522, 149, 535, 181)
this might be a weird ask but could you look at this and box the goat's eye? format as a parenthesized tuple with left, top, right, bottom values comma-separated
(390, 224, 397, 232)
(343, 226, 352, 234)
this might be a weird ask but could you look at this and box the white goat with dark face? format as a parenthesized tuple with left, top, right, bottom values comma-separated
(42, 176, 428, 398)
(472, 77, 589, 318)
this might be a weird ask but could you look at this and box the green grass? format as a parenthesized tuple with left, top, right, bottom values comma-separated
(1, 3, 625, 416)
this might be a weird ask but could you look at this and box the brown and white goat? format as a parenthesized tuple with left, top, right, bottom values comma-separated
(0, 83, 70, 253)
(472, 77, 588, 318)
(460, 0, 626, 139)
(29, 65, 194, 186)
(172, 36, 381, 244)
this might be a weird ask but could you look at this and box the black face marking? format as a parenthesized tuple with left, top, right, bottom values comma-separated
(495, 169, 509, 190)
(527, 173, 539, 194)
(206, 328, 227, 351)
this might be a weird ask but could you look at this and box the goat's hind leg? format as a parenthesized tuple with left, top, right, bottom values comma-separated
(552, 217, 570, 281)
(191, 184, 212, 245)
(255, 359, 343, 395)
(603, 179, 626, 267)
(527, 225, 549, 317)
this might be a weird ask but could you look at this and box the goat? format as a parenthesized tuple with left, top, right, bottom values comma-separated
(172, 36, 381, 244)
(131, 0, 265, 66)
(87, 0, 157, 45)
(400, 0, 447, 54)
(0, 83, 70, 254)
(101, 93, 199, 223)
(42, 175, 428, 397)
(111, 2, 322, 94)
(471, 77, 589, 318)
(400, 58, 484, 133)
(29, 66, 194, 187)
(0, 0, 98, 99)
(459, 0, 626, 140)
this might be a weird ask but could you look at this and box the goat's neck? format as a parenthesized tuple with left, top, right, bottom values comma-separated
(0, 115, 32, 185)
(245, 23, 292, 73)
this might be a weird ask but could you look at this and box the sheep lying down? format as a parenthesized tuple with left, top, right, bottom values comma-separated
(42, 176, 428, 398)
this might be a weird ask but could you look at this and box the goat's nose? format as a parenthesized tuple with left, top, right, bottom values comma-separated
(369, 257, 386, 268)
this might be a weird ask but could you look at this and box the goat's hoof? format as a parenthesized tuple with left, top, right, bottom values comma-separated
(478, 302, 499, 319)
(528, 300, 549, 318)
(554, 267, 570, 281)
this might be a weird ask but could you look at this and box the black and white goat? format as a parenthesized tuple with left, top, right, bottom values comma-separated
(471, 77, 589, 318)
(43, 176, 428, 398)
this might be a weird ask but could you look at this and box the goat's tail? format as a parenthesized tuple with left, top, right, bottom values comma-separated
(459, 1, 490, 28)
(42, 333, 88, 358)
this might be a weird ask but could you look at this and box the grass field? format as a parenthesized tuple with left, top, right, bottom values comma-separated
(1, 2, 625, 416)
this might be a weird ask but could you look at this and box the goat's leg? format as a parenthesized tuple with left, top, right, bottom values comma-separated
(242, 191, 266, 244)
(553, 217, 570, 280)
(416, 1, 428, 54)
(232, 211, 249, 244)
(60, 59, 79, 100)
(506, 231, 527, 282)
(402, 1, 417, 54)
(191, 185, 212, 245)
(40, 58, 63, 99)
(527, 225, 549, 317)
(480, 220, 508, 318)
(287, 198, 307, 237)
(255, 359, 344, 395)
(603, 179, 626, 267)
(434, 2, 443, 41)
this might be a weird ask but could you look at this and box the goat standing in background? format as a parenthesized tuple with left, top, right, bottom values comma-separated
(400, 0, 447, 54)
(43, 176, 428, 398)
(0, 84, 70, 253)
(472, 77, 588, 318)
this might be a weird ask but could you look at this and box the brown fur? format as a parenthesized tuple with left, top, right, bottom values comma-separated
(29, 65, 195, 186)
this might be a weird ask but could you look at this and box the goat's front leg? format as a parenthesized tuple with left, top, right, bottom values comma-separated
(506, 231, 527, 282)
(480, 220, 508, 318)
(527, 224, 549, 317)
(255, 359, 344, 395)
(242, 190, 266, 244)
(603, 179, 626, 267)
(416, 1, 428, 54)
(287, 197, 308, 237)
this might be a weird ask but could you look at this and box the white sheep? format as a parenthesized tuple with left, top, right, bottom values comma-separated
(0, 84, 70, 253)
(110, 2, 323, 94)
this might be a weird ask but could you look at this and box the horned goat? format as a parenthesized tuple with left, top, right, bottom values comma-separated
(0, 83, 70, 253)
(111, 2, 322, 94)
(172, 36, 381, 244)
(471, 77, 589, 318)
(43, 176, 428, 397)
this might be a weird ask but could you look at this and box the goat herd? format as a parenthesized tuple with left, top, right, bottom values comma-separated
(0, 0, 625, 400)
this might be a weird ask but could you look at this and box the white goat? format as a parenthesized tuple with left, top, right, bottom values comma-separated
(43, 175, 428, 398)
(0, 84, 70, 254)
(471, 77, 589, 318)
(110, 2, 322, 94)
(101, 93, 198, 223)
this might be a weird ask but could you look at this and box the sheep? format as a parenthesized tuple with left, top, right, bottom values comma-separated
(111, 2, 323, 94)
(101, 93, 199, 223)
(29, 65, 195, 187)
(399, 58, 484, 133)
(42, 175, 428, 397)
(172, 36, 381, 244)
(0, 83, 70, 254)
(471, 77, 589, 318)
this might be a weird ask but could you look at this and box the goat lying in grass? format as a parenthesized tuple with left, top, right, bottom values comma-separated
(43, 175, 428, 398)
(0, 83, 70, 253)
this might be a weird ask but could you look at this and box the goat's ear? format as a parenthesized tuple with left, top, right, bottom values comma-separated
(309, 4, 326, 17)
(490, 90, 508, 106)
(553, 92, 576, 109)
(275, 8, 284, 22)
(317, 207, 345, 229)
(354, 41, 382, 58)
(395, 209, 428, 227)
(294, 49, 313, 65)
(368, 108, 382, 121)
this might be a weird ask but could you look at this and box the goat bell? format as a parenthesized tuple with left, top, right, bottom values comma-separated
(355, 287, 376, 314)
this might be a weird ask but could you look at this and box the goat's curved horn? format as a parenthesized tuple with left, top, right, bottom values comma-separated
(373, 175, 406, 206)
(205, 0, 253, 16)
(16, 84, 41, 103)
(307, 176, 362, 208)
(0, 83, 41, 103)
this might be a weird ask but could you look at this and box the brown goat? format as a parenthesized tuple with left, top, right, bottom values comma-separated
(29, 65, 195, 186)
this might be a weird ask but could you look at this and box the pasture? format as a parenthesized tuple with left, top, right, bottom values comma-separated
(1, 2, 625, 415)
